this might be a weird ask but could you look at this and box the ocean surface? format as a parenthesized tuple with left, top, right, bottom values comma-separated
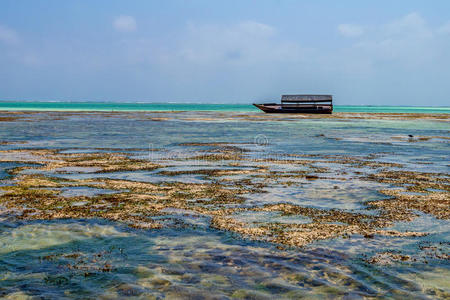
(0, 101, 450, 113)
(0, 110, 449, 299)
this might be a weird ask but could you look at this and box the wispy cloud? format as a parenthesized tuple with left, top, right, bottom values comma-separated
(437, 21, 450, 35)
(351, 13, 437, 65)
(0, 25, 20, 45)
(337, 24, 364, 38)
(176, 21, 303, 65)
(1, 11, 450, 104)
(113, 15, 137, 33)
(99, 14, 450, 103)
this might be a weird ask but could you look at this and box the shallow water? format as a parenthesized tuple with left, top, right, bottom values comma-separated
(0, 111, 449, 299)
(0, 101, 449, 114)
(0, 219, 447, 299)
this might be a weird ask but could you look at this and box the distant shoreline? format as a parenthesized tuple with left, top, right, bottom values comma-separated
(0, 102, 449, 114)
(1, 111, 449, 122)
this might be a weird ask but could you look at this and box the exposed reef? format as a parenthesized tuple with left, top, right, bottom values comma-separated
(1, 140, 448, 250)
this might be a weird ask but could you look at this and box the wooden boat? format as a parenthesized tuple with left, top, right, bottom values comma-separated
(254, 95, 333, 114)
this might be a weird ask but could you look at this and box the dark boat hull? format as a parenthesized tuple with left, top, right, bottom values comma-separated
(253, 104, 332, 114)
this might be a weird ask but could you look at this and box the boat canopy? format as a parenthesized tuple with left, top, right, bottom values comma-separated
(281, 95, 332, 103)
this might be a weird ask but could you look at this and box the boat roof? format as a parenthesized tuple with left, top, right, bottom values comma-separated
(282, 95, 332, 101)
(281, 95, 332, 103)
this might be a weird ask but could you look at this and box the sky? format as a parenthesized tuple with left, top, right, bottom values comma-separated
(0, 0, 450, 105)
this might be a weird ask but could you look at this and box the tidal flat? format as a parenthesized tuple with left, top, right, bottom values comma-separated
(0, 111, 449, 299)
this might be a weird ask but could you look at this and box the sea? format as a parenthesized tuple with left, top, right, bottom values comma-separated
(0, 103, 449, 299)
(0, 101, 449, 114)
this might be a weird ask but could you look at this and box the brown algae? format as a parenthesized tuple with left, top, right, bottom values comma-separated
(0, 142, 449, 251)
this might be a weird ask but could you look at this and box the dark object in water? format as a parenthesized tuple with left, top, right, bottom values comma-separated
(254, 95, 333, 114)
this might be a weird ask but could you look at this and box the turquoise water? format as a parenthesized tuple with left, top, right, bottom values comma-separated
(0, 101, 449, 113)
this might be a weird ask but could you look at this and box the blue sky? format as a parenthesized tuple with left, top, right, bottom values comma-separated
(0, 0, 449, 105)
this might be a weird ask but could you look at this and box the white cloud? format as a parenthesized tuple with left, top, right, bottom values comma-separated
(337, 24, 364, 38)
(438, 21, 450, 35)
(385, 13, 429, 36)
(113, 15, 137, 33)
(175, 21, 303, 65)
(112, 21, 288, 69)
(351, 12, 436, 65)
(238, 21, 275, 37)
(0, 25, 19, 45)
(3, 13, 448, 105)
